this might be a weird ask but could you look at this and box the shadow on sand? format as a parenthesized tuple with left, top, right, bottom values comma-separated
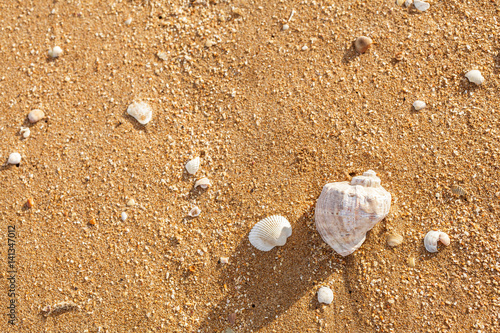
(196, 205, 368, 332)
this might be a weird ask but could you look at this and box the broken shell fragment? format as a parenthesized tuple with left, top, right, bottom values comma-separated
(185, 157, 200, 175)
(354, 36, 372, 54)
(315, 170, 391, 256)
(317, 286, 334, 304)
(451, 185, 466, 196)
(413, 100, 426, 111)
(465, 70, 484, 85)
(48, 46, 63, 58)
(248, 215, 292, 251)
(424, 231, 450, 253)
(194, 177, 211, 189)
(387, 233, 404, 247)
(20, 127, 30, 138)
(127, 101, 152, 125)
(188, 206, 201, 217)
(413, 0, 430, 12)
(28, 109, 45, 123)
(395, 0, 405, 5)
(8, 153, 21, 165)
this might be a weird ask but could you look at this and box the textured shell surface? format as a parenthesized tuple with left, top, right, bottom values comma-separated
(354, 36, 372, 53)
(28, 109, 45, 123)
(315, 170, 391, 256)
(127, 101, 152, 125)
(465, 70, 484, 85)
(404, 0, 413, 7)
(387, 233, 404, 247)
(414, 0, 430, 11)
(424, 231, 450, 253)
(248, 215, 292, 251)
(185, 157, 200, 175)
(451, 184, 466, 196)
(317, 286, 334, 304)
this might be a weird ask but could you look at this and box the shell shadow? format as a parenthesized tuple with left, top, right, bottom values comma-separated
(195, 206, 338, 332)
(123, 110, 148, 132)
(341, 43, 359, 64)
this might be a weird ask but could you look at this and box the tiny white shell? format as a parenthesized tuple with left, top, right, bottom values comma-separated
(414, 0, 430, 12)
(48, 46, 63, 58)
(8, 153, 21, 165)
(424, 231, 450, 253)
(20, 127, 30, 138)
(188, 206, 201, 217)
(282, 24, 289, 31)
(124, 18, 132, 25)
(248, 215, 292, 251)
(28, 109, 45, 123)
(387, 233, 404, 247)
(220, 257, 229, 264)
(185, 157, 200, 175)
(194, 177, 211, 189)
(121, 212, 128, 221)
(317, 286, 334, 304)
(465, 70, 484, 85)
(413, 100, 426, 111)
(127, 101, 152, 125)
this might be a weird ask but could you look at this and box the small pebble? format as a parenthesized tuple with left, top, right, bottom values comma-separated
(408, 257, 416, 267)
(8, 153, 21, 165)
(26, 198, 34, 208)
(413, 100, 426, 111)
(28, 109, 45, 123)
(228, 312, 236, 325)
(205, 39, 215, 47)
(465, 70, 484, 85)
(220, 257, 229, 264)
(282, 24, 289, 31)
(121, 212, 128, 221)
(317, 286, 334, 304)
(354, 36, 372, 54)
(126, 198, 136, 207)
(48, 46, 63, 58)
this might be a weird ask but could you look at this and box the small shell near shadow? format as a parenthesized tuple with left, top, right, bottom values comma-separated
(387, 233, 403, 247)
(248, 215, 292, 251)
(185, 157, 200, 175)
(424, 231, 450, 253)
(188, 206, 201, 217)
(194, 177, 211, 189)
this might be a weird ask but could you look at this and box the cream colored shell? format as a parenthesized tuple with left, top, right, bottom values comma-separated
(127, 101, 152, 125)
(424, 231, 450, 253)
(248, 215, 292, 252)
(185, 157, 200, 175)
(315, 170, 391, 256)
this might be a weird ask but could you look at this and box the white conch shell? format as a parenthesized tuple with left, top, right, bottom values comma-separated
(424, 231, 450, 253)
(315, 170, 391, 256)
(194, 177, 211, 189)
(185, 157, 200, 175)
(317, 286, 334, 304)
(127, 101, 152, 125)
(248, 215, 292, 251)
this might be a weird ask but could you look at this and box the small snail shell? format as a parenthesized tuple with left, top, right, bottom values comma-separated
(354, 36, 372, 54)
(424, 231, 450, 253)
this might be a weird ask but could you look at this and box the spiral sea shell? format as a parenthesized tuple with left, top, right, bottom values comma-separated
(248, 215, 292, 252)
(315, 170, 391, 256)
(424, 231, 450, 253)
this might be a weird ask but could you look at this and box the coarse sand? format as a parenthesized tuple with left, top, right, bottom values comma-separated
(0, 0, 499, 332)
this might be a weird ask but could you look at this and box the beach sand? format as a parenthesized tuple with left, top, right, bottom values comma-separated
(0, 0, 499, 332)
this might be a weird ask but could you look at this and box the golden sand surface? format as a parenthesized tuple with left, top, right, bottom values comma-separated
(0, 0, 499, 332)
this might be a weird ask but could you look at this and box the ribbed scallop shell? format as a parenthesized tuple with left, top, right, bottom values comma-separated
(315, 170, 391, 256)
(248, 215, 292, 251)
(127, 101, 152, 125)
(185, 157, 200, 175)
(424, 231, 450, 253)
